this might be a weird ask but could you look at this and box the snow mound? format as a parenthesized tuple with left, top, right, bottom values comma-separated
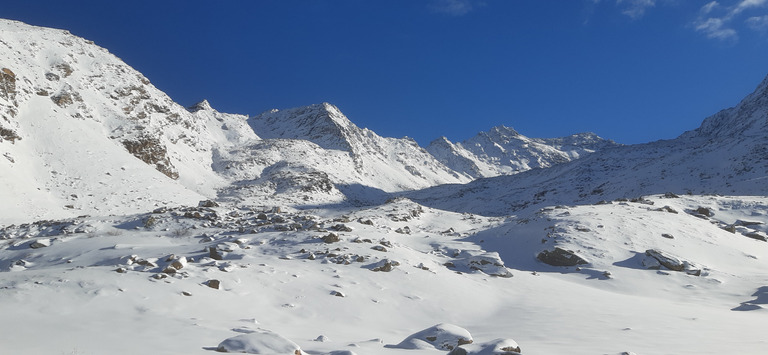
(216, 330, 302, 354)
(389, 323, 473, 350)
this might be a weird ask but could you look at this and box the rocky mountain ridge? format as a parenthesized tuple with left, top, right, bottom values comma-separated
(426, 126, 619, 179)
(409, 75, 768, 216)
(0, 19, 617, 223)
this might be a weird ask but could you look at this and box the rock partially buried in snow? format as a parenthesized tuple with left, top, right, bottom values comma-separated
(644, 249, 702, 276)
(370, 259, 399, 272)
(216, 330, 302, 354)
(390, 323, 473, 350)
(448, 338, 522, 354)
(29, 239, 51, 249)
(206, 279, 221, 289)
(537, 247, 588, 266)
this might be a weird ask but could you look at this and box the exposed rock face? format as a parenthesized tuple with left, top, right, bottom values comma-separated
(0, 67, 20, 143)
(122, 136, 179, 179)
(537, 247, 589, 266)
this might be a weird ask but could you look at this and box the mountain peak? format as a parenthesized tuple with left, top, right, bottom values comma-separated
(249, 103, 358, 152)
(187, 99, 213, 113)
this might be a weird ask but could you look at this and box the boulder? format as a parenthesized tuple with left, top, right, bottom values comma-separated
(644, 249, 702, 276)
(207, 279, 221, 289)
(322, 233, 340, 243)
(29, 239, 51, 249)
(371, 259, 399, 272)
(537, 247, 588, 266)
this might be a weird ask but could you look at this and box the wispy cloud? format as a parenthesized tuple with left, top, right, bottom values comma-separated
(693, 0, 768, 42)
(617, 0, 656, 19)
(429, 0, 481, 16)
(746, 14, 768, 30)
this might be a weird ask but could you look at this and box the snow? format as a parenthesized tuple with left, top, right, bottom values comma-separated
(1, 18, 768, 355)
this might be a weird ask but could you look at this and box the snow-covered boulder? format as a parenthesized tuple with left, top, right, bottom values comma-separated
(644, 249, 702, 276)
(216, 330, 302, 354)
(390, 323, 473, 350)
(447, 338, 522, 355)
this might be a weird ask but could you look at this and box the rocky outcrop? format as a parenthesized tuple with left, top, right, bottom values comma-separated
(122, 136, 179, 179)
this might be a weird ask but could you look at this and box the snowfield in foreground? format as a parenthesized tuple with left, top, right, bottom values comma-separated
(1, 195, 766, 354)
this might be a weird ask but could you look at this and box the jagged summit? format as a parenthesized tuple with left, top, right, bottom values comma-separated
(250, 102, 356, 152)
(187, 99, 213, 112)
(427, 125, 619, 179)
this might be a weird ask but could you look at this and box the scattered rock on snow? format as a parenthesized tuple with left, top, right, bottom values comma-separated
(198, 199, 219, 208)
(331, 224, 353, 232)
(29, 239, 51, 249)
(692, 206, 714, 217)
(537, 247, 589, 267)
(654, 206, 678, 214)
(370, 259, 399, 272)
(206, 279, 221, 289)
(322, 233, 340, 243)
(743, 232, 767, 242)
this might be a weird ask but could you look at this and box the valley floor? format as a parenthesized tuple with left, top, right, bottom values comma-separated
(1, 195, 767, 354)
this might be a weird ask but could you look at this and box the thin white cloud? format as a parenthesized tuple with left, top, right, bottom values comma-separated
(695, 17, 739, 40)
(746, 14, 768, 30)
(733, 0, 768, 15)
(617, 0, 656, 19)
(701, 1, 720, 14)
(429, 0, 476, 16)
(693, 0, 768, 41)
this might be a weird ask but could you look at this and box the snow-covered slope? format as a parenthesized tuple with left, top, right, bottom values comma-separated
(1, 194, 766, 354)
(0, 19, 258, 223)
(410, 75, 768, 216)
(426, 126, 619, 179)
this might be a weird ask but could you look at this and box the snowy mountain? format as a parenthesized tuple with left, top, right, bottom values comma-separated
(410, 76, 768, 216)
(250, 103, 470, 188)
(0, 19, 258, 223)
(1, 18, 768, 355)
(426, 126, 619, 178)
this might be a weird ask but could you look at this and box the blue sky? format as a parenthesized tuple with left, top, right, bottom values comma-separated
(5, 0, 768, 145)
